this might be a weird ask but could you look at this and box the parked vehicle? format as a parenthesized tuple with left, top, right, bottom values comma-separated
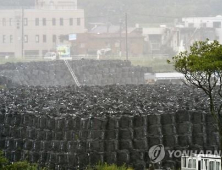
(43, 52, 56, 60)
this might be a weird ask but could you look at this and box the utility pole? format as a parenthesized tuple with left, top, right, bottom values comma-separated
(21, 7, 24, 58)
(125, 13, 128, 60)
(119, 19, 122, 57)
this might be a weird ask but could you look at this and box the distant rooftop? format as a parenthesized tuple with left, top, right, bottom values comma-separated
(89, 24, 140, 34)
(90, 25, 120, 34)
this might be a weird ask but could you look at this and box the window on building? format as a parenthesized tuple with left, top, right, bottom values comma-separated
(43, 18, 46, 26)
(193, 159, 196, 168)
(53, 35, 56, 42)
(204, 160, 209, 170)
(213, 22, 221, 28)
(43, 35, 47, 43)
(24, 35, 28, 43)
(35, 35, 39, 43)
(201, 160, 203, 170)
(52, 18, 56, 26)
(60, 18, 63, 26)
(60, 35, 63, 42)
(216, 162, 220, 170)
(77, 18, 81, 26)
(69, 18, 73, 26)
(35, 18, 39, 26)
(9, 18, 13, 26)
(10, 35, 13, 43)
(24, 18, 28, 26)
(2, 35, 6, 43)
(188, 159, 192, 168)
(24, 50, 39, 57)
(2, 18, 6, 26)
(188, 23, 194, 27)
(182, 157, 187, 167)
(209, 161, 215, 170)
(16, 20, 20, 29)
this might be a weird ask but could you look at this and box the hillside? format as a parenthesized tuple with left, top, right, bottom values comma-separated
(0, 0, 222, 24)
(0, 0, 33, 6)
(78, 0, 222, 25)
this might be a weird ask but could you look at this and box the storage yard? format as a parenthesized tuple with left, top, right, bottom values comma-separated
(0, 60, 218, 169)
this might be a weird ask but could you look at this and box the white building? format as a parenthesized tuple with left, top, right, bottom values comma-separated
(143, 26, 180, 55)
(182, 16, 222, 43)
(0, 0, 86, 58)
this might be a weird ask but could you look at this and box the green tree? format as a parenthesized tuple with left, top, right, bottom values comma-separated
(168, 39, 222, 148)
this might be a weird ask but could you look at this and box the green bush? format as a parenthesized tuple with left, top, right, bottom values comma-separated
(0, 151, 140, 170)
(86, 162, 134, 170)
(4, 161, 39, 170)
(0, 150, 46, 170)
(0, 151, 8, 169)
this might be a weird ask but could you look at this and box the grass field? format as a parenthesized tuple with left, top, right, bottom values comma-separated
(129, 56, 175, 72)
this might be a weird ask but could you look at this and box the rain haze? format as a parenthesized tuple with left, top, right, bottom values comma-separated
(0, 0, 222, 169)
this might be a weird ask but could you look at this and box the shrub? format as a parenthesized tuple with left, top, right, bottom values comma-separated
(4, 161, 39, 170)
(0, 151, 8, 169)
(0, 150, 46, 170)
(86, 162, 133, 170)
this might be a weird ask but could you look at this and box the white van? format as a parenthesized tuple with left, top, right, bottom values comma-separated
(43, 52, 57, 60)
(181, 154, 221, 170)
